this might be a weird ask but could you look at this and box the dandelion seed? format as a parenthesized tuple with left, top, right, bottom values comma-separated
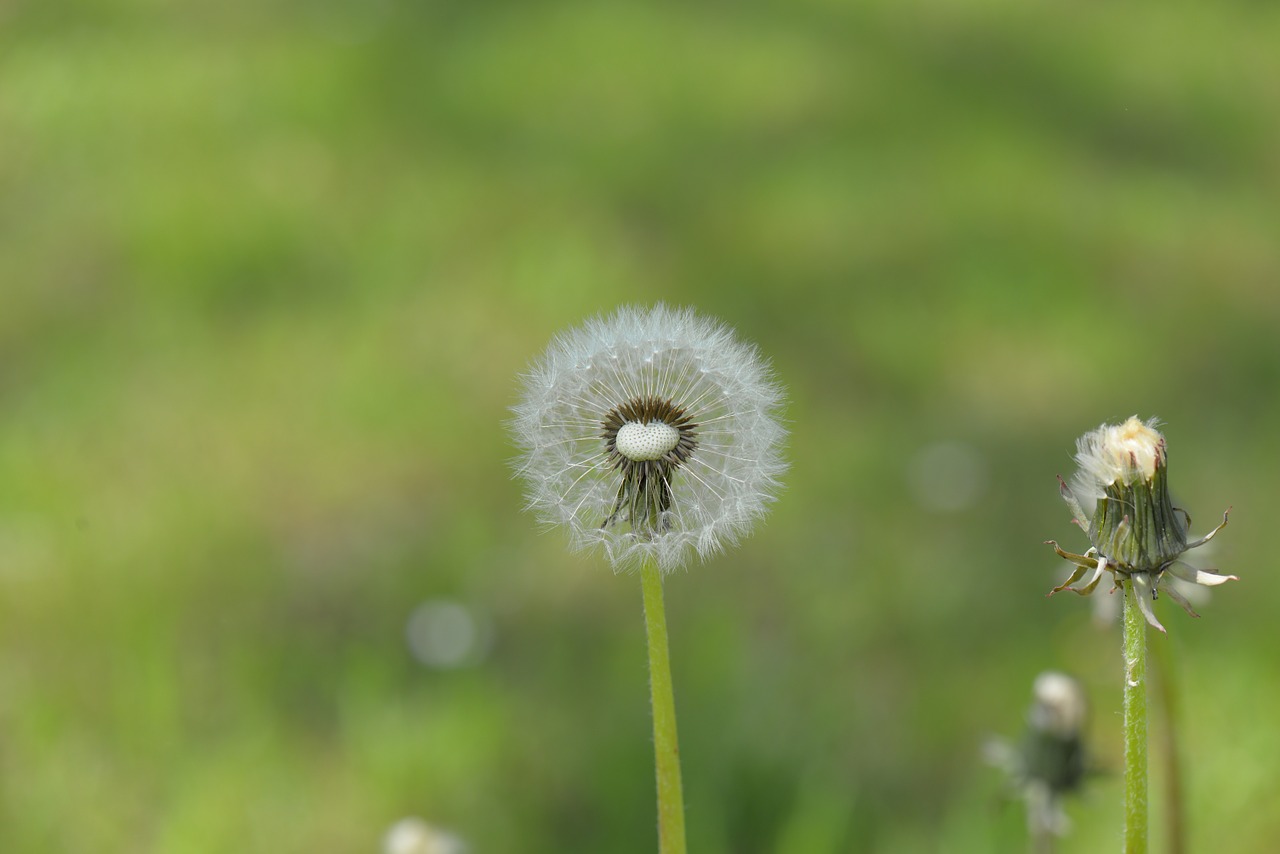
(511, 304, 787, 572)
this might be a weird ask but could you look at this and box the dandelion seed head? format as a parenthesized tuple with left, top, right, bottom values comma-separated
(511, 304, 787, 572)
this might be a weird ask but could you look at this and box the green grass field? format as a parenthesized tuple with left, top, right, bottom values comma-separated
(3, 2, 1279, 851)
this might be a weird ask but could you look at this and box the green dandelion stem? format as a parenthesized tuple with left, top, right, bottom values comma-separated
(641, 561, 687, 854)
(1123, 578, 1149, 854)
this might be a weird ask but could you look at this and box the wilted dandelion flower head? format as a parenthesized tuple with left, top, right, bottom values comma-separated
(511, 304, 786, 572)
(1046, 416, 1235, 632)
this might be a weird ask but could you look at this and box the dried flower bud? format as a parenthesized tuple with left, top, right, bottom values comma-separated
(1066, 417, 1185, 571)
(1023, 672, 1087, 795)
(984, 672, 1090, 841)
(1046, 417, 1236, 632)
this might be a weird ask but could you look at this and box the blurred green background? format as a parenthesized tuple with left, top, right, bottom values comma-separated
(3, 1, 1279, 851)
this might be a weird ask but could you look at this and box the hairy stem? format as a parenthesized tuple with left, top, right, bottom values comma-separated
(1123, 578, 1149, 854)
(641, 563, 687, 854)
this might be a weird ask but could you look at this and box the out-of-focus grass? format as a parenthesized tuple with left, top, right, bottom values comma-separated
(2, 1, 1279, 851)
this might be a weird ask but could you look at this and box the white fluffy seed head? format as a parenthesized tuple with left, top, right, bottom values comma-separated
(510, 303, 787, 573)
(616, 421, 679, 461)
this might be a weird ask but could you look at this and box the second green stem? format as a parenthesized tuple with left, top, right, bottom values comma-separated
(1123, 577, 1149, 854)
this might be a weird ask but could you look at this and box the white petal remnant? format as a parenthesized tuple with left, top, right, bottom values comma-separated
(512, 304, 787, 572)
(1047, 416, 1236, 632)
